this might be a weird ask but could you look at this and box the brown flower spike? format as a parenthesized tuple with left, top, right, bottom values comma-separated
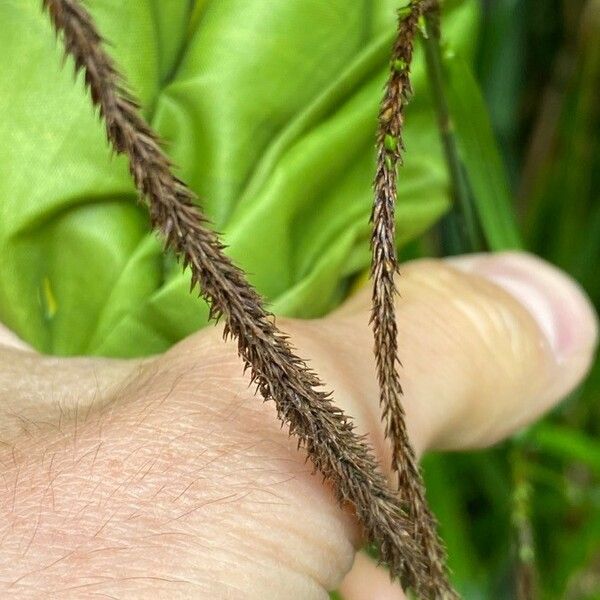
(42, 0, 456, 596)
(371, 1, 457, 597)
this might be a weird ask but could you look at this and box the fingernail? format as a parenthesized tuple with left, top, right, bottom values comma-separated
(449, 252, 599, 365)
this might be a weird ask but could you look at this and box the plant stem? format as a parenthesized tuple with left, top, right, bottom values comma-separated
(421, 15, 483, 253)
(511, 448, 538, 600)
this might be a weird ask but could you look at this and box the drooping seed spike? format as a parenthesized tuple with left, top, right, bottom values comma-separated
(371, 0, 458, 597)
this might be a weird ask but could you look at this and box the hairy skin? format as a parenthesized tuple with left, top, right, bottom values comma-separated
(0, 342, 357, 598)
(0, 256, 596, 599)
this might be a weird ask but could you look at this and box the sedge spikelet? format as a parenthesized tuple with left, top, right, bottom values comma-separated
(371, 1, 458, 596)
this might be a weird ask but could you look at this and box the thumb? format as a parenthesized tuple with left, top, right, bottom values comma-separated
(291, 252, 598, 462)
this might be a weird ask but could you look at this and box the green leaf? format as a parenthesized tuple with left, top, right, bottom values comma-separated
(422, 454, 481, 591)
(0, 0, 479, 357)
(530, 424, 600, 477)
(444, 51, 523, 251)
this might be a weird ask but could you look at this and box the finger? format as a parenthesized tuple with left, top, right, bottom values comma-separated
(338, 552, 407, 600)
(293, 251, 597, 463)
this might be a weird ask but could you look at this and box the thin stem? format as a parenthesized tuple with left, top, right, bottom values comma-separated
(422, 14, 483, 253)
(511, 449, 538, 600)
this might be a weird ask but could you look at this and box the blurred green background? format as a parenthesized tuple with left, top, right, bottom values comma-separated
(0, 1, 598, 598)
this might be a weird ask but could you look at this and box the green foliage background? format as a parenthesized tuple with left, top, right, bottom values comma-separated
(0, 1, 598, 598)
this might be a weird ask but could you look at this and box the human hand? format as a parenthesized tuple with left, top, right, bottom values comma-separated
(0, 252, 596, 598)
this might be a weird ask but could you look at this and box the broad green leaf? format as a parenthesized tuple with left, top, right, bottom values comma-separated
(0, 1, 479, 357)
